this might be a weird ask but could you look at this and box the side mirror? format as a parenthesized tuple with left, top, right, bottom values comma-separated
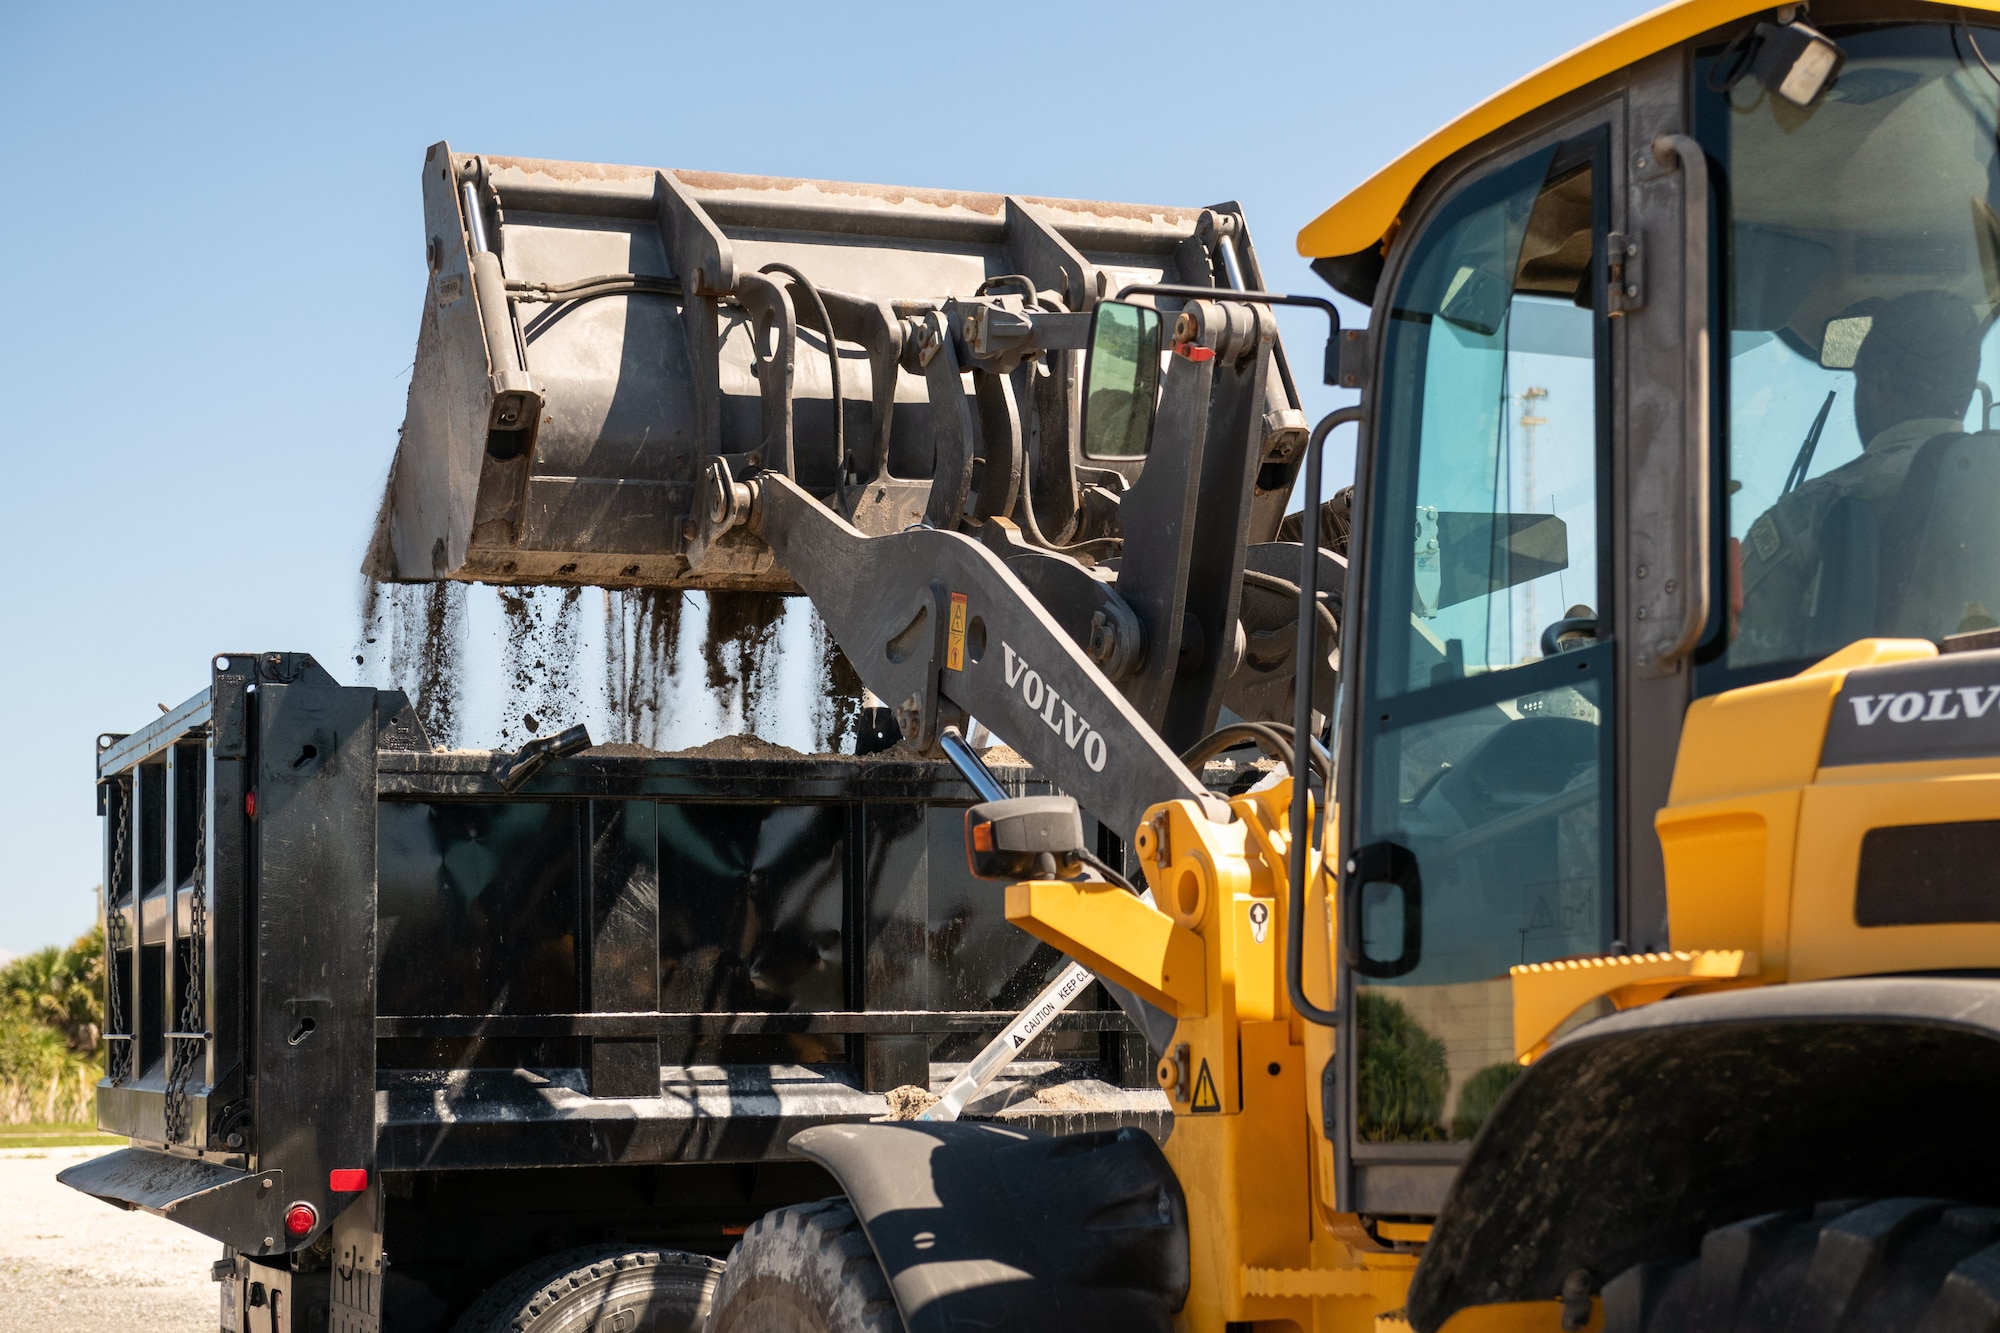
(1081, 300, 1163, 458)
(1344, 841, 1423, 979)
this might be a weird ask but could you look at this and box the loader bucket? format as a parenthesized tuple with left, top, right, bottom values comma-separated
(366, 142, 1300, 589)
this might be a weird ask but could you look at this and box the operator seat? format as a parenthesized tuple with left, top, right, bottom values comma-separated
(1881, 430, 2000, 641)
(1804, 495, 1882, 657)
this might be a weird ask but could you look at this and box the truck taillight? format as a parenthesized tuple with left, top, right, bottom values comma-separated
(328, 1169, 368, 1192)
(284, 1203, 317, 1237)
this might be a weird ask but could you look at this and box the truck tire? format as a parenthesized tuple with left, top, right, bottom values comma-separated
(1602, 1198, 2000, 1333)
(451, 1245, 724, 1333)
(703, 1198, 901, 1333)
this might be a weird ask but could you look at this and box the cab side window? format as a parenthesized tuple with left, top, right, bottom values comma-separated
(1353, 141, 1614, 1143)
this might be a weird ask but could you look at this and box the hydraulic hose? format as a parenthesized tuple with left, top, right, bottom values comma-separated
(760, 263, 844, 485)
(509, 273, 684, 341)
(507, 273, 683, 303)
(1241, 568, 1341, 667)
(1179, 720, 1328, 786)
(1009, 298, 1087, 552)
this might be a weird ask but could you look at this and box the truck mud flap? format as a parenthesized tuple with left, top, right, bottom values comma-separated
(789, 1120, 1187, 1333)
(58, 1146, 288, 1255)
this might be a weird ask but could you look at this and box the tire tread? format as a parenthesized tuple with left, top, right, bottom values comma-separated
(1605, 1199, 2000, 1333)
(451, 1244, 723, 1333)
(703, 1199, 901, 1333)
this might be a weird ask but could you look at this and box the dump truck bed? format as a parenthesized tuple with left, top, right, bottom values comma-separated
(77, 653, 1167, 1265)
(366, 742, 1167, 1169)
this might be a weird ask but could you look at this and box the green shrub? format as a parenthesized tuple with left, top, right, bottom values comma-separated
(1450, 1060, 1525, 1140)
(1356, 991, 1447, 1141)
(0, 1011, 96, 1123)
(0, 925, 104, 1125)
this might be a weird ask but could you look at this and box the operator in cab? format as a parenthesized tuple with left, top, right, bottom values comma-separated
(1737, 289, 1982, 662)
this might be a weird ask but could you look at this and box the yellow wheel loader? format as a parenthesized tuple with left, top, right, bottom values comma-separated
(365, 2, 2000, 1329)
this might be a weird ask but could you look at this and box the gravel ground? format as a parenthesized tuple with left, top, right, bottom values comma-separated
(0, 1146, 218, 1332)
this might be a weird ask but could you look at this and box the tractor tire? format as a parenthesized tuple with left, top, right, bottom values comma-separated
(1602, 1198, 2000, 1333)
(451, 1245, 724, 1333)
(703, 1198, 902, 1333)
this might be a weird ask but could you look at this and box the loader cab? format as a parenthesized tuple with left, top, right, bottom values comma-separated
(1307, 2, 2000, 1216)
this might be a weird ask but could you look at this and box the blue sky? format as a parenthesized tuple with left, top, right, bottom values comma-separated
(0, 0, 1656, 954)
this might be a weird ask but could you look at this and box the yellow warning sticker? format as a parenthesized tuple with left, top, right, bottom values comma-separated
(1190, 1058, 1220, 1113)
(946, 592, 968, 670)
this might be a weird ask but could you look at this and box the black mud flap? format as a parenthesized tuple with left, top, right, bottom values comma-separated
(789, 1121, 1188, 1333)
(1408, 978, 2000, 1333)
(59, 1146, 287, 1253)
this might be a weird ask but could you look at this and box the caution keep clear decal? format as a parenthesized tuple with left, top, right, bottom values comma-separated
(947, 593, 968, 670)
(1190, 1058, 1221, 1113)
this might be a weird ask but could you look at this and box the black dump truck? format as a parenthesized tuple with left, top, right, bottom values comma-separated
(64, 652, 1171, 1332)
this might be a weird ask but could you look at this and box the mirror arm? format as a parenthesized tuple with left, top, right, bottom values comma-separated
(1115, 283, 1343, 387)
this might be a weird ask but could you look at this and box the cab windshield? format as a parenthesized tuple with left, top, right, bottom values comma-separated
(1701, 21, 2000, 677)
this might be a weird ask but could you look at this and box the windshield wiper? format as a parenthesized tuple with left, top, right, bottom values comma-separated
(1783, 389, 1838, 494)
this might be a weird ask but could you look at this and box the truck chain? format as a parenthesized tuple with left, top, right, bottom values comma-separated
(164, 779, 207, 1143)
(104, 782, 132, 1086)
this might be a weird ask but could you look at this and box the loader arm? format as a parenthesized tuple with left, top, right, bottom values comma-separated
(690, 287, 1314, 833)
(676, 268, 1315, 831)
(741, 470, 1227, 836)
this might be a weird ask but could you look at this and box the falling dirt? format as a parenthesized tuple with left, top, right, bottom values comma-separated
(497, 585, 583, 744)
(603, 588, 688, 749)
(359, 575, 874, 756)
(360, 577, 465, 747)
(700, 591, 787, 731)
(813, 614, 866, 753)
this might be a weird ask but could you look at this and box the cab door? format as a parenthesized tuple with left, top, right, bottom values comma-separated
(1339, 118, 1625, 1213)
